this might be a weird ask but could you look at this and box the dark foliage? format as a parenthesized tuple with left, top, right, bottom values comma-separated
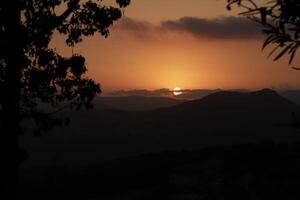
(227, 0, 300, 66)
(0, 0, 130, 134)
(18, 141, 300, 200)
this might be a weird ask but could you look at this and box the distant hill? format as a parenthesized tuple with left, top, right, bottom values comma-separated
(154, 88, 300, 129)
(19, 89, 300, 200)
(93, 96, 185, 111)
(105, 88, 229, 100)
(169, 88, 299, 116)
(280, 90, 300, 106)
(173, 89, 222, 99)
(21, 89, 300, 168)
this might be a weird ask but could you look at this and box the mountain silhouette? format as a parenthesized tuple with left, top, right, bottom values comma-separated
(93, 96, 185, 111)
(157, 88, 300, 127)
(20, 89, 300, 168)
(281, 90, 300, 106)
(171, 88, 292, 110)
(174, 89, 222, 99)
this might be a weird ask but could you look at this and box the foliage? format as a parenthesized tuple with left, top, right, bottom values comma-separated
(227, 0, 300, 66)
(0, 0, 130, 134)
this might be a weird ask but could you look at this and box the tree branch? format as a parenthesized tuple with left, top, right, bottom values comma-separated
(54, 0, 80, 28)
(28, 0, 80, 45)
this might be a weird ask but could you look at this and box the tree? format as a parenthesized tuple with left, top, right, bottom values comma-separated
(227, 0, 300, 67)
(0, 0, 130, 198)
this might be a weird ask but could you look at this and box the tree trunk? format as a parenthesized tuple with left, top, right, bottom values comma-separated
(0, 1, 23, 199)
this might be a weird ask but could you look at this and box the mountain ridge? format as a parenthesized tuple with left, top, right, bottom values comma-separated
(20, 88, 300, 168)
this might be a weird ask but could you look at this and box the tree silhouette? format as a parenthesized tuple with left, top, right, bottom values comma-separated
(227, 0, 300, 67)
(0, 0, 130, 198)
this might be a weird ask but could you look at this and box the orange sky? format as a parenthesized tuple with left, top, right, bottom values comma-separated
(51, 0, 300, 92)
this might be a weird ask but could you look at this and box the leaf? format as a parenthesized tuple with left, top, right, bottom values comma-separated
(288, 43, 300, 64)
(292, 67, 300, 71)
(262, 35, 277, 49)
(267, 45, 280, 59)
(273, 43, 293, 61)
(289, 50, 296, 65)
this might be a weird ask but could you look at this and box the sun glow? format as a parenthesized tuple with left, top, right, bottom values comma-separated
(173, 87, 182, 96)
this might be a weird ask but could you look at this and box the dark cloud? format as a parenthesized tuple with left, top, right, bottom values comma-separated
(106, 89, 172, 97)
(106, 89, 228, 100)
(114, 17, 164, 39)
(116, 17, 154, 32)
(162, 16, 263, 39)
(116, 16, 263, 40)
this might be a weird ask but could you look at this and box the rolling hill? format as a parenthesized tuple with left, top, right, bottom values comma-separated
(93, 96, 185, 111)
(157, 88, 300, 126)
(20, 89, 300, 168)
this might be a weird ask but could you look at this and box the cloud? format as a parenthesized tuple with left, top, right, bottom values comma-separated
(115, 16, 263, 40)
(106, 89, 172, 97)
(116, 17, 154, 32)
(105, 89, 226, 99)
(114, 17, 166, 39)
(162, 16, 262, 39)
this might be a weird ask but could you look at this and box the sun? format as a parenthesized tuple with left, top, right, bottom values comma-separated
(173, 87, 182, 96)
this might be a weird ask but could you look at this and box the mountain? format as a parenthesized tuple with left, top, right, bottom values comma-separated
(280, 90, 300, 106)
(145, 88, 300, 132)
(105, 88, 226, 100)
(164, 88, 300, 122)
(175, 89, 222, 99)
(93, 96, 185, 111)
(20, 89, 300, 168)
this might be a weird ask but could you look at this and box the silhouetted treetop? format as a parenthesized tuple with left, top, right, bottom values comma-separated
(227, 0, 300, 66)
(0, 0, 130, 133)
(1, 2, 131, 196)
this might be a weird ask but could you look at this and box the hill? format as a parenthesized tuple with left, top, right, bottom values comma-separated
(20, 89, 300, 168)
(159, 88, 300, 126)
(93, 96, 185, 111)
(281, 90, 300, 106)
(18, 141, 300, 200)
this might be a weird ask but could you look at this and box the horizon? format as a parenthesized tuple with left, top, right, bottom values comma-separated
(100, 87, 300, 96)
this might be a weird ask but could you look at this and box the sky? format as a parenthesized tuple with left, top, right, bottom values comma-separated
(52, 0, 300, 92)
